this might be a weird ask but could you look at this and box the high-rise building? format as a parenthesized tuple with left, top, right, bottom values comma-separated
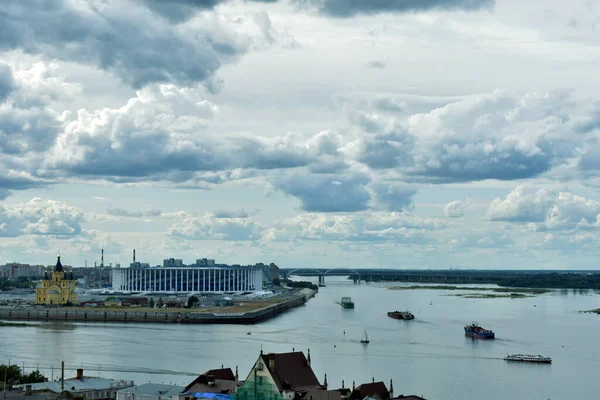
(196, 258, 216, 267)
(163, 258, 183, 267)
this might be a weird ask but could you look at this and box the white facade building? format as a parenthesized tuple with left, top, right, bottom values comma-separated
(111, 266, 263, 293)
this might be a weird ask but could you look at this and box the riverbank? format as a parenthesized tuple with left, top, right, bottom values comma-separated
(581, 308, 600, 314)
(0, 320, 39, 327)
(0, 289, 316, 324)
(388, 285, 549, 294)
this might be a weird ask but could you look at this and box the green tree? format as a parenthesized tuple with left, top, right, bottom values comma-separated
(148, 298, 155, 308)
(20, 370, 47, 383)
(156, 297, 164, 308)
(187, 295, 199, 308)
(0, 364, 22, 386)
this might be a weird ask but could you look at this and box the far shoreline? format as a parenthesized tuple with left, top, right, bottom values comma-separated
(388, 285, 549, 294)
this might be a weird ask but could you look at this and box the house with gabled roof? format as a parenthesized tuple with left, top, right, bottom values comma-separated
(235, 350, 328, 400)
(184, 367, 240, 396)
(349, 380, 390, 400)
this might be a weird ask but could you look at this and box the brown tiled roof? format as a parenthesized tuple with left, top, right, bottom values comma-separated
(185, 379, 237, 395)
(203, 368, 236, 381)
(299, 389, 342, 400)
(184, 368, 236, 392)
(260, 352, 321, 392)
(351, 382, 389, 400)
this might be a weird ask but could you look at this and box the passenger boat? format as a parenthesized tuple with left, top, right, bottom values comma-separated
(464, 322, 495, 339)
(504, 354, 551, 363)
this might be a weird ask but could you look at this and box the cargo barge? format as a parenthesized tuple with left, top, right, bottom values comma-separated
(338, 297, 355, 309)
(387, 310, 414, 320)
(464, 322, 495, 339)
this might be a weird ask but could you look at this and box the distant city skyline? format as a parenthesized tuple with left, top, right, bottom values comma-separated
(2, 0, 600, 269)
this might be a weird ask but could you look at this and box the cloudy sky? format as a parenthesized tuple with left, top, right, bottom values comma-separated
(1, 0, 600, 269)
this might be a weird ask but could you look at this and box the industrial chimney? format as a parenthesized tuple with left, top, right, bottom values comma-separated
(101, 249, 104, 268)
(133, 249, 136, 263)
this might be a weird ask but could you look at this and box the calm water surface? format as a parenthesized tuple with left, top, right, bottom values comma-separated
(2, 277, 600, 399)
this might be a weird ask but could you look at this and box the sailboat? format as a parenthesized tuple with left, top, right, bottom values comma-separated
(360, 329, 369, 344)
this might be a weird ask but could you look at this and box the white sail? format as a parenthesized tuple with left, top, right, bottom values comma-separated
(361, 329, 369, 342)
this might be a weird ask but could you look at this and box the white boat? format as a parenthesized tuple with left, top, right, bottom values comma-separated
(360, 329, 369, 344)
(504, 354, 551, 364)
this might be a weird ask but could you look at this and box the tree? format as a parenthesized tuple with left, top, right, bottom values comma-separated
(148, 298, 155, 308)
(187, 295, 199, 308)
(0, 365, 48, 386)
(0, 364, 21, 387)
(156, 297, 164, 308)
(20, 370, 47, 383)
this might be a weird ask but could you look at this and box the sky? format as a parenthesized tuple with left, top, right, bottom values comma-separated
(1, 0, 600, 270)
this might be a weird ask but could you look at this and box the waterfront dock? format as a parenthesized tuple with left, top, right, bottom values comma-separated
(0, 289, 315, 324)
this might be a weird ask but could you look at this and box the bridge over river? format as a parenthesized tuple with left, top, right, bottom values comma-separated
(280, 268, 599, 285)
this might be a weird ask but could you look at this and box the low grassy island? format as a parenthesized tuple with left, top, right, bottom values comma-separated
(581, 308, 600, 314)
(452, 293, 534, 299)
(0, 321, 40, 327)
(388, 285, 549, 295)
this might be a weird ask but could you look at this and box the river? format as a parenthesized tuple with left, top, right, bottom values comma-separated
(1, 277, 599, 399)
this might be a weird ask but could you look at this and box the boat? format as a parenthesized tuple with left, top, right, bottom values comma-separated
(340, 297, 355, 309)
(247, 331, 251, 335)
(360, 329, 369, 344)
(387, 310, 414, 320)
(464, 322, 495, 339)
(504, 354, 551, 364)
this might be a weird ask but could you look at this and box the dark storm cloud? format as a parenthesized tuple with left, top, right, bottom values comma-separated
(55, 134, 313, 180)
(275, 171, 372, 212)
(0, 174, 48, 192)
(298, 0, 494, 17)
(0, 0, 247, 89)
(143, 0, 494, 19)
(356, 131, 415, 170)
(139, 0, 278, 23)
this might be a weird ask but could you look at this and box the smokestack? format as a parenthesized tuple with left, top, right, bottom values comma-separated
(76, 369, 83, 380)
(61, 361, 64, 392)
(101, 249, 104, 268)
(133, 249, 136, 263)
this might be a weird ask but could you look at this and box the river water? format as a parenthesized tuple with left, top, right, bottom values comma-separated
(1, 277, 600, 399)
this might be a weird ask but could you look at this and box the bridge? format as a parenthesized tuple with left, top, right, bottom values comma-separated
(280, 268, 599, 285)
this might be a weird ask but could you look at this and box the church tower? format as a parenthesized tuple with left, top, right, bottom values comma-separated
(35, 255, 78, 306)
